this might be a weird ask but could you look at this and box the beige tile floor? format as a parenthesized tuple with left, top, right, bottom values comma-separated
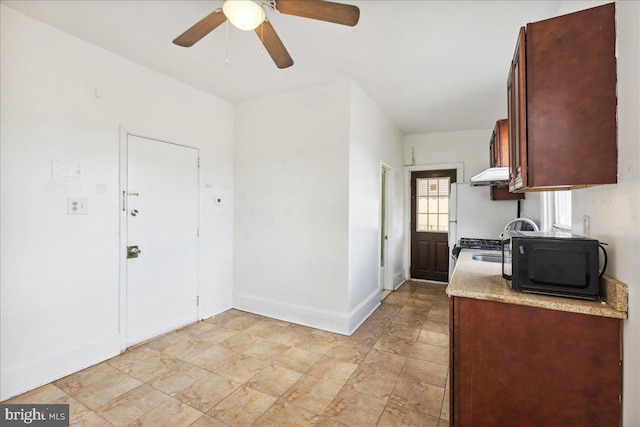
(4, 281, 450, 427)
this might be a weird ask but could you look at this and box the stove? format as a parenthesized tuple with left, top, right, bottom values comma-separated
(450, 238, 504, 275)
(458, 237, 503, 251)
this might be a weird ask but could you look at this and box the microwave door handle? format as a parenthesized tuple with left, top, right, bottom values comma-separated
(598, 243, 608, 279)
(501, 251, 511, 280)
(502, 240, 512, 280)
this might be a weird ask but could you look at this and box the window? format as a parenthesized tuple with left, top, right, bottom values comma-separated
(416, 177, 450, 232)
(542, 191, 571, 231)
(553, 191, 572, 230)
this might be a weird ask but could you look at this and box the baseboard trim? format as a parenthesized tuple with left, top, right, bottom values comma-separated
(233, 293, 350, 334)
(201, 292, 233, 320)
(393, 273, 405, 290)
(233, 289, 380, 336)
(393, 279, 407, 291)
(347, 289, 381, 335)
(0, 334, 121, 401)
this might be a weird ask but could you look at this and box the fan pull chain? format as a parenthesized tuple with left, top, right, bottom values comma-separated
(226, 20, 229, 65)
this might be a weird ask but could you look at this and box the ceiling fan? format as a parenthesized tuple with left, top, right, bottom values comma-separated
(173, 0, 360, 69)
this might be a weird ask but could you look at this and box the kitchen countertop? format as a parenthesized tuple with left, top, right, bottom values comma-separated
(446, 249, 628, 319)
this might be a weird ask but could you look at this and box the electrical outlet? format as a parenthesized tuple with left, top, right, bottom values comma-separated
(67, 197, 88, 215)
(583, 215, 591, 237)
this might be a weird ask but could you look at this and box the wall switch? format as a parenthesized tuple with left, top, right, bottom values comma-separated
(583, 215, 591, 236)
(52, 161, 82, 182)
(68, 198, 88, 215)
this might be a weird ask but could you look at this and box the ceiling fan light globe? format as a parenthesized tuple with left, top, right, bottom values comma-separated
(222, 0, 265, 31)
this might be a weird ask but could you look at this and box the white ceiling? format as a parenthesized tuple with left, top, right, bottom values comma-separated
(1, 0, 563, 134)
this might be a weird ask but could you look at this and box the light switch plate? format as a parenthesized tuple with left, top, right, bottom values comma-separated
(53, 161, 82, 182)
(68, 198, 88, 215)
(583, 215, 590, 236)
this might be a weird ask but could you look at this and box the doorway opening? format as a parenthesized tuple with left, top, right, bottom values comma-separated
(410, 169, 456, 282)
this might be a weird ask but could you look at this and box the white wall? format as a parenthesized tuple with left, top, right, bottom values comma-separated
(234, 79, 405, 335)
(347, 82, 404, 328)
(0, 6, 235, 400)
(405, 129, 491, 180)
(557, 1, 640, 425)
(233, 80, 352, 332)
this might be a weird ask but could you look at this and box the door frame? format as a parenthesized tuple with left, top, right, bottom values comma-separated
(403, 162, 464, 281)
(379, 162, 393, 292)
(118, 127, 201, 350)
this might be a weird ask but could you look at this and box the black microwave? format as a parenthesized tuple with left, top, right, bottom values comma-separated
(502, 231, 606, 300)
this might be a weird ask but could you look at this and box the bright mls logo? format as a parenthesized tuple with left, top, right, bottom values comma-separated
(1, 404, 69, 426)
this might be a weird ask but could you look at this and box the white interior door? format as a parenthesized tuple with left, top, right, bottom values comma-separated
(126, 135, 199, 346)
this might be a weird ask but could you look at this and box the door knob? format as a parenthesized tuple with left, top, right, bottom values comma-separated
(127, 245, 141, 259)
(131, 209, 139, 216)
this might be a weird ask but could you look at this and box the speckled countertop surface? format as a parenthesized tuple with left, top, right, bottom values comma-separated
(446, 249, 628, 319)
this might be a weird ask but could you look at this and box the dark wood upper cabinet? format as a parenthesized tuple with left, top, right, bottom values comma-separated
(490, 119, 524, 200)
(508, 3, 617, 192)
(490, 119, 509, 168)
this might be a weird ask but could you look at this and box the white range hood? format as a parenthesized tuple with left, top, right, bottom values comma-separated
(470, 167, 509, 186)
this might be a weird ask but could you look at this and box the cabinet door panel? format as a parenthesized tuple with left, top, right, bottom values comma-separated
(491, 119, 524, 200)
(526, 3, 616, 188)
(451, 297, 621, 427)
(498, 120, 509, 167)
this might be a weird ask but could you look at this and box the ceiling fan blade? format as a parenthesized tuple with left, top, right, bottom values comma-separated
(275, 0, 360, 27)
(173, 10, 227, 47)
(255, 20, 294, 69)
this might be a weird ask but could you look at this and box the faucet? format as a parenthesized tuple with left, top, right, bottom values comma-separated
(500, 218, 539, 238)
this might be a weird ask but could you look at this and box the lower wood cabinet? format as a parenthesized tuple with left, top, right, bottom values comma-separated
(449, 297, 622, 427)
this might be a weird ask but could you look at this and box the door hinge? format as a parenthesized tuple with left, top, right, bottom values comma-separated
(197, 296, 200, 305)
(197, 157, 200, 168)
(197, 227, 199, 237)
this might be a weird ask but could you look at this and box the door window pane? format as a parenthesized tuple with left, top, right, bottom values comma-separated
(416, 177, 450, 232)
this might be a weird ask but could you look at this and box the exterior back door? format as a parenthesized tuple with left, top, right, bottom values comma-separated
(410, 169, 456, 281)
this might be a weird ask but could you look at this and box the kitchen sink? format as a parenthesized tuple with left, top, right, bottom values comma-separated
(472, 253, 511, 263)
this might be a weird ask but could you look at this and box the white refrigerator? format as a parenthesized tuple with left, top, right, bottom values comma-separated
(448, 183, 520, 276)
